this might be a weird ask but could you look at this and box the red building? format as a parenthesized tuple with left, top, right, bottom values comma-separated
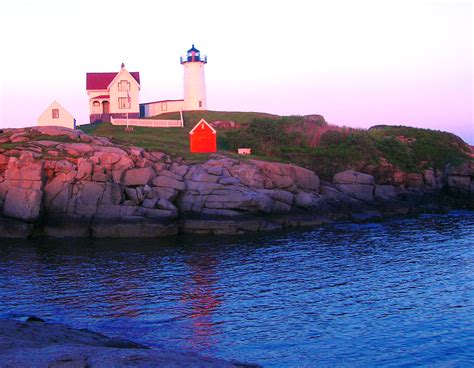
(189, 119, 216, 153)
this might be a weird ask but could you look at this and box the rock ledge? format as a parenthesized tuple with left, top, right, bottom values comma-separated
(0, 318, 259, 367)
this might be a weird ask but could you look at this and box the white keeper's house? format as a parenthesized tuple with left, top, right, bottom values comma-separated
(86, 63, 141, 123)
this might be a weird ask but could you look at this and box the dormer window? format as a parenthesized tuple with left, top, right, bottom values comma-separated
(118, 80, 130, 91)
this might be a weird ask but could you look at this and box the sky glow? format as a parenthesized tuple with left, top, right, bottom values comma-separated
(0, 0, 472, 143)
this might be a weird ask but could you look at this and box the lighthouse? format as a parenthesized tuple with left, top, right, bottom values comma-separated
(180, 44, 207, 111)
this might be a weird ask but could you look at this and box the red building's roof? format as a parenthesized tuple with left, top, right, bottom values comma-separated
(189, 119, 216, 134)
(86, 72, 140, 90)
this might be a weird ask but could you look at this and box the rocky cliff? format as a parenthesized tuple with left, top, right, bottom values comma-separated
(0, 126, 472, 238)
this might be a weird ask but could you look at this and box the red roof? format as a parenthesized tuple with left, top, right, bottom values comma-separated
(86, 72, 140, 90)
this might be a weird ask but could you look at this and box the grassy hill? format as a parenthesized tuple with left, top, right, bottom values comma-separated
(78, 110, 472, 180)
(146, 110, 279, 126)
(80, 122, 219, 162)
(79, 110, 281, 162)
(221, 118, 471, 179)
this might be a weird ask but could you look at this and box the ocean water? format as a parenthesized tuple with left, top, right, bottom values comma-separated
(0, 211, 473, 367)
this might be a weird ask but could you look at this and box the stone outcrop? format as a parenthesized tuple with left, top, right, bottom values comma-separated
(0, 217, 34, 238)
(0, 126, 473, 237)
(1, 153, 45, 222)
(333, 170, 375, 202)
(446, 162, 474, 194)
(374, 185, 399, 201)
(0, 318, 255, 367)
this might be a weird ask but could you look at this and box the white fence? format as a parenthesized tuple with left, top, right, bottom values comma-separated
(111, 117, 183, 128)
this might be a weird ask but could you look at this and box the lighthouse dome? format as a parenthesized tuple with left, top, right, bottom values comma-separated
(187, 44, 200, 53)
(181, 44, 207, 64)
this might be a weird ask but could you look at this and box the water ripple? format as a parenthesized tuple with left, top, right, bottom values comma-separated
(0, 211, 473, 367)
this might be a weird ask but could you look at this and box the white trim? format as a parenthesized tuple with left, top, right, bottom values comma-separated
(189, 118, 216, 135)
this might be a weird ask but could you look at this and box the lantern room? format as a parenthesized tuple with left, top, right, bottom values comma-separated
(180, 44, 208, 64)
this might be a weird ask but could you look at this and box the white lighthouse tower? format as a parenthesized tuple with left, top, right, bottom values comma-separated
(181, 45, 207, 111)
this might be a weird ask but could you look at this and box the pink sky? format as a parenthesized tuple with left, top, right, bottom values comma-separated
(0, 0, 472, 143)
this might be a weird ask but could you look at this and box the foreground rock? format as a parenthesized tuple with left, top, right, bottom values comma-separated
(0, 126, 473, 237)
(0, 318, 258, 368)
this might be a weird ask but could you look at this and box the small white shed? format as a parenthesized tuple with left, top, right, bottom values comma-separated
(38, 101, 76, 129)
(238, 148, 252, 155)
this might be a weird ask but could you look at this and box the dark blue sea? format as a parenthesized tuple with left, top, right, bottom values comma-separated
(1, 211, 473, 367)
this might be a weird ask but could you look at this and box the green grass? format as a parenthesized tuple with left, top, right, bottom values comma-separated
(77, 110, 285, 161)
(219, 118, 472, 180)
(0, 133, 76, 151)
(78, 124, 101, 135)
(151, 110, 279, 126)
(79, 123, 203, 160)
(368, 126, 470, 170)
(77, 123, 276, 162)
(0, 142, 26, 150)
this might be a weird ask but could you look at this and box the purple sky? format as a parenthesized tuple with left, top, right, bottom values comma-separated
(0, 0, 472, 143)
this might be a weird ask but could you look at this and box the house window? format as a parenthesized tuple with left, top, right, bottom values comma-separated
(199, 101, 202, 108)
(52, 109, 59, 119)
(161, 102, 167, 111)
(118, 80, 130, 91)
(118, 97, 130, 109)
